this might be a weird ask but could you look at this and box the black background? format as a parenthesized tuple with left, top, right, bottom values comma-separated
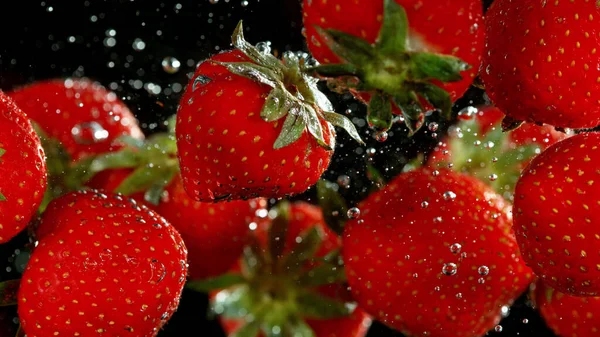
(0, 0, 558, 336)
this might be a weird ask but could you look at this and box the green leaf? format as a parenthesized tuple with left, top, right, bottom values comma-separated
(296, 290, 353, 319)
(409, 52, 470, 82)
(144, 134, 178, 156)
(143, 168, 177, 205)
(268, 201, 290, 262)
(0, 192, 5, 202)
(289, 321, 316, 337)
(273, 112, 306, 149)
(231, 21, 284, 72)
(316, 180, 347, 236)
(0, 279, 20, 306)
(304, 106, 331, 150)
(297, 261, 346, 287)
(261, 87, 291, 122)
(366, 163, 386, 187)
(367, 91, 393, 131)
(211, 286, 255, 318)
(187, 273, 247, 293)
(217, 61, 280, 88)
(321, 111, 364, 145)
(376, 0, 409, 56)
(69, 149, 141, 186)
(314, 26, 377, 66)
(232, 320, 261, 337)
(307, 64, 362, 78)
(393, 93, 425, 135)
(413, 82, 453, 119)
(283, 227, 323, 271)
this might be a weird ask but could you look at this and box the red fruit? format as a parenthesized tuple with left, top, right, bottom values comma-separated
(514, 132, 600, 296)
(9, 78, 144, 161)
(176, 26, 361, 202)
(0, 92, 47, 243)
(481, 0, 600, 129)
(534, 281, 600, 337)
(86, 168, 147, 202)
(343, 168, 532, 337)
(18, 190, 188, 337)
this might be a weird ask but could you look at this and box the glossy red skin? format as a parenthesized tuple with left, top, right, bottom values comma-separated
(19, 190, 187, 337)
(482, 0, 600, 129)
(176, 51, 335, 202)
(9, 78, 144, 161)
(514, 133, 600, 296)
(303, 0, 484, 103)
(343, 168, 532, 337)
(535, 282, 600, 337)
(221, 202, 372, 337)
(0, 92, 47, 243)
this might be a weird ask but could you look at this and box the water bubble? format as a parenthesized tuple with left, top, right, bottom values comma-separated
(421, 201, 429, 209)
(255, 41, 272, 54)
(501, 305, 510, 317)
(443, 191, 456, 201)
(455, 293, 463, 299)
(450, 243, 462, 254)
(366, 148, 376, 156)
(433, 216, 443, 223)
(149, 260, 167, 284)
(241, 0, 249, 6)
(103, 37, 116, 48)
(478, 265, 490, 276)
(209, 0, 219, 3)
(473, 140, 482, 147)
(347, 207, 361, 219)
(492, 157, 499, 163)
(434, 286, 440, 292)
(494, 325, 503, 332)
(132, 38, 146, 51)
(375, 131, 388, 142)
(484, 141, 495, 149)
(442, 263, 457, 276)
(428, 122, 439, 131)
(71, 122, 109, 144)
(432, 170, 440, 177)
(162, 56, 181, 74)
(457, 106, 478, 120)
(478, 277, 485, 284)
(337, 175, 351, 189)
(193, 75, 212, 90)
(404, 255, 411, 260)
(412, 273, 419, 278)
(489, 174, 498, 181)
(522, 318, 529, 324)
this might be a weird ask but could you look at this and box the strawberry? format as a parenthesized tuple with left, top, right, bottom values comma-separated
(9, 78, 144, 161)
(176, 22, 362, 202)
(534, 281, 600, 337)
(0, 92, 47, 243)
(18, 189, 188, 337)
(428, 106, 569, 200)
(343, 168, 532, 337)
(188, 202, 372, 337)
(514, 132, 600, 296)
(481, 0, 600, 129)
(302, 0, 483, 133)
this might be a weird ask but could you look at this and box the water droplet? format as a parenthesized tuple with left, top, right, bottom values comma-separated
(433, 216, 443, 223)
(337, 175, 351, 188)
(241, 0, 249, 6)
(434, 286, 440, 292)
(473, 140, 482, 147)
(455, 293, 463, 299)
(501, 305, 510, 317)
(404, 255, 411, 260)
(478, 265, 490, 276)
(489, 174, 498, 181)
(209, 0, 219, 3)
(522, 318, 529, 324)
(132, 38, 146, 51)
(255, 41, 272, 54)
(457, 106, 478, 120)
(162, 56, 181, 74)
(412, 273, 419, 278)
(443, 191, 456, 201)
(347, 207, 360, 219)
(428, 122, 439, 131)
(478, 277, 486, 284)
(432, 170, 440, 177)
(450, 243, 462, 254)
(492, 157, 499, 163)
(193, 75, 212, 90)
(366, 147, 376, 156)
(71, 121, 109, 144)
(442, 263, 457, 276)
(149, 260, 167, 284)
(375, 131, 388, 142)
(494, 325, 503, 332)
(421, 201, 429, 209)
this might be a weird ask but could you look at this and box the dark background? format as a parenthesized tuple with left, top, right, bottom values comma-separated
(0, 0, 557, 336)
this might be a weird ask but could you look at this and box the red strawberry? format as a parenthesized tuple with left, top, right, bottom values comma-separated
(343, 168, 532, 337)
(428, 106, 569, 199)
(0, 92, 47, 243)
(302, 0, 483, 133)
(514, 132, 600, 296)
(481, 0, 600, 129)
(176, 23, 361, 202)
(9, 78, 143, 161)
(191, 202, 371, 337)
(534, 281, 600, 337)
(18, 189, 187, 337)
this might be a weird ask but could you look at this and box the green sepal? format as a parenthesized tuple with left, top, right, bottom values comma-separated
(115, 134, 145, 148)
(212, 285, 255, 318)
(242, 237, 266, 277)
(402, 153, 425, 173)
(393, 93, 425, 135)
(0, 148, 5, 157)
(316, 180, 348, 236)
(166, 114, 177, 134)
(0, 192, 6, 202)
(268, 201, 290, 262)
(314, 26, 376, 66)
(232, 320, 261, 337)
(186, 273, 247, 293)
(230, 21, 284, 73)
(305, 106, 331, 150)
(261, 87, 291, 122)
(68, 149, 141, 187)
(413, 82, 453, 119)
(288, 321, 316, 337)
(367, 91, 393, 131)
(282, 227, 323, 271)
(409, 53, 469, 82)
(295, 289, 354, 319)
(0, 279, 20, 306)
(321, 111, 364, 145)
(114, 163, 176, 197)
(216, 61, 279, 89)
(274, 113, 307, 149)
(366, 163, 386, 188)
(16, 325, 25, 337)
(143, 168, 178, 205)
(375, 0, 409, 56)
(502, 115, 525, 132)
(297, 258, 346, 287)
(308, 64, 362, 78)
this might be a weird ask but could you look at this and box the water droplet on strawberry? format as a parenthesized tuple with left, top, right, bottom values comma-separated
(71, 121, 109, 144)
(450, 243, 462, 254)
(442, 263, 458, 276)
(347, 207, 360, 219)
(478, 265, 490, 276)
(455, 293, 463, 299)
(478, 277, 486, 284)
(193, 75, 212, 91)
(443, 191, 456, 201)
(149, 259, 167, 284)
(421, 201, 429, 209)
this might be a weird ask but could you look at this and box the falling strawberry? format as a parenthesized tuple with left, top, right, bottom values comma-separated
(18, 189, 188, 337)
(514, 132, 600, 296)
(0, 92, 47, 243)
(428, 106, 569, 199)
(343, 168, 532, 337)
(481, 0, 600, 129)
(188, 201, 372, 337)
(302, 0, 483, 133)
(534, 281, 600, 337)
(176, 22, 362, 202)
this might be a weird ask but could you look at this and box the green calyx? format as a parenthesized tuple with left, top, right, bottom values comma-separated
(186, 201, 353, 337)
(308, 0, 469, 135)
(216, 21, 364, 150)
(430, 118, 538, 201)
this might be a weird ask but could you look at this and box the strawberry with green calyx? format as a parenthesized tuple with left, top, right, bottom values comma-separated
(187, 201, 371, 337)
(428, 106, 569, 200)
(176, 22, 363, 202)
(303, 0, 483, 135)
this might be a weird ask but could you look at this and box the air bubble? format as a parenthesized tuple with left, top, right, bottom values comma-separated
(442, 263, 457, 276)
(478, 265, 490, 276)
(443, 191, 456, 201)
(347, 207, 360, 219)
(71, 122, 109, 144)
(337, 175, 350, 189)
(449, 243, 461, 254)
(162, 56, 181, 74)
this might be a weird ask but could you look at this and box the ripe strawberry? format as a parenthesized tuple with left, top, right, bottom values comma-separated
(176, 23, 361, 202)
(428, 106, 569, 199)
(18, 190, 188, 337)
(343, 168, 532, 337)
(190, 202, 372, 337)
(514, 132, 600, 296)
(302, 0, 483, 133)
(534, 281, 600, 337)
(481, 0, 600, 129)
(0, 92, 47, 243)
